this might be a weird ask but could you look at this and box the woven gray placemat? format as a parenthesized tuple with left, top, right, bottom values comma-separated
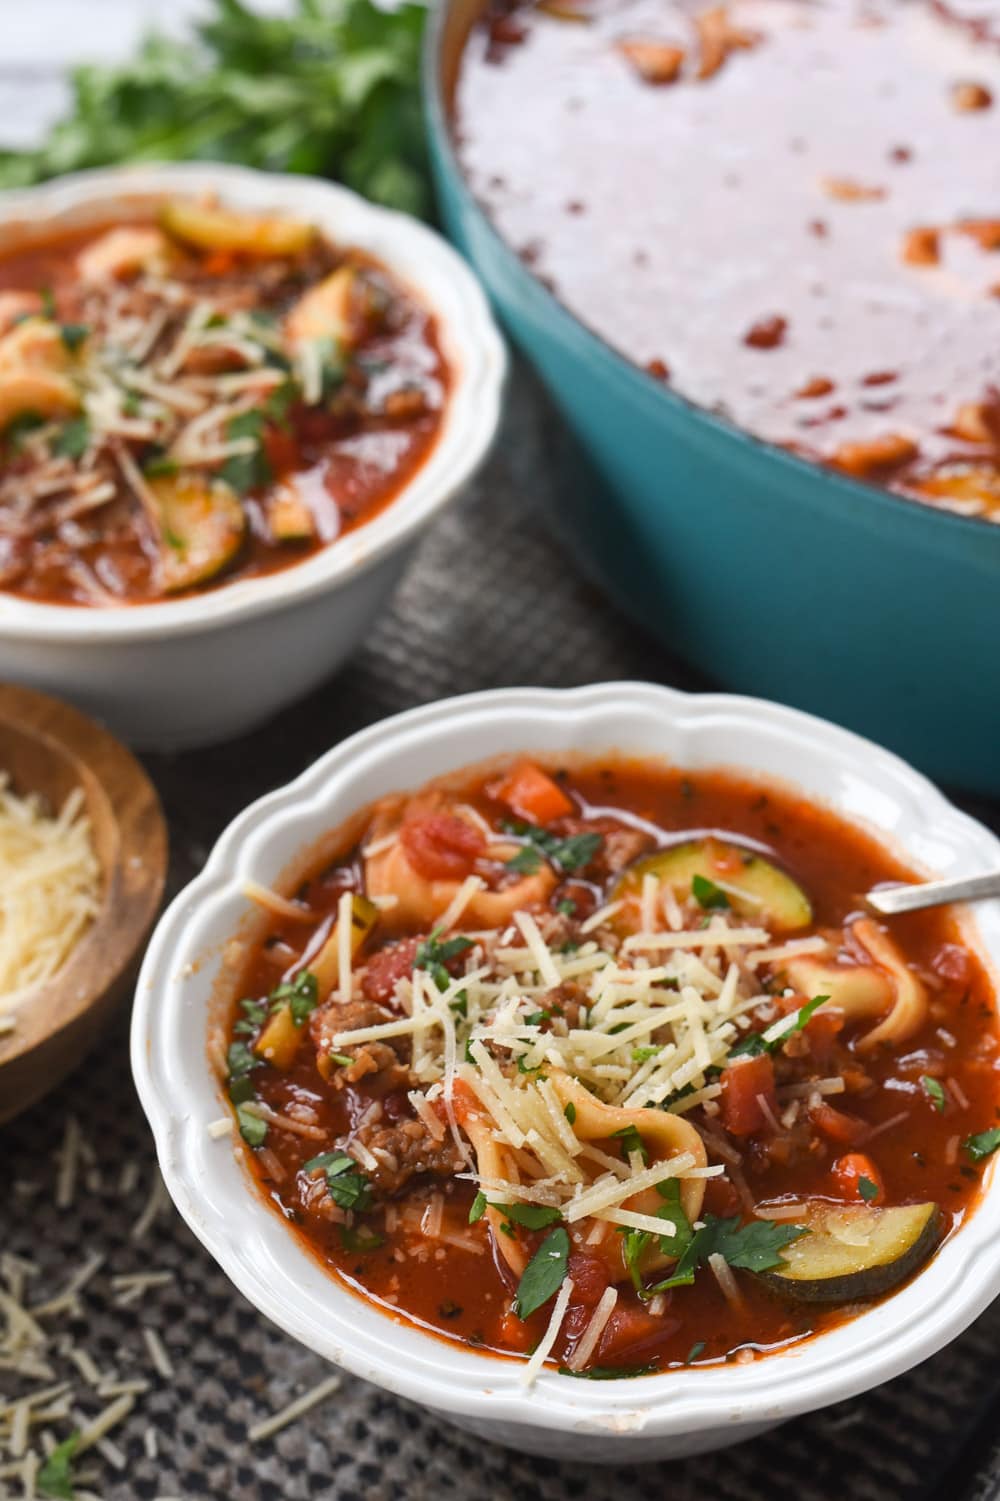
(3, 367, 999, 1501)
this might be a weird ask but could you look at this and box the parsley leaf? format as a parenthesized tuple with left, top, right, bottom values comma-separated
(692, 873, 730, 910)
(858, 1176, 879, 1203)
(59, 322, 89, 353)
(495, 1202, 562, 1229)
(965, 1127, 1000, 1162)
(514, 1226, 570, 1319)
(0, 0, 433, 219)
(612, 1124, 649, 1165)
(649, 1215, 808, 1295)
(502, 820, 603, 875)
(620, 1179, 694, 1297)
(143, 451, 179, 479)
(235, 1103, 267, 1147)
(304, 1150, 372, 1212)
(921, 1075, 946, 1112)
(269, 969, 319, 1025)
(52, 415, 90, 459)
(684, 1341, 706, 1365)
(227, 1041, 260, 1080)
(37, 1432, 80, 1500)
(468, 1191, 487, 1225)
(414, 928, 473, 991)
(558, 1362, 659, 1379)
(221, 409, 272, 495)
(564, 1101, 576, 1125)
(727, 994, 828, 1061)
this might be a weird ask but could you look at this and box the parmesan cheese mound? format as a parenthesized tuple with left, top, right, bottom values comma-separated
(0, 776, 101, 1019)
(331, 903, 793, 1219)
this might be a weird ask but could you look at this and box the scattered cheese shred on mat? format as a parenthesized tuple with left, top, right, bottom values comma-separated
(0, 774, 101, 1017)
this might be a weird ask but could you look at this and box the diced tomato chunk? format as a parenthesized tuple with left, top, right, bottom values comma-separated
(702, 1173, 741, 1217)
(400, 811, 485, 880)
(493, 761, 574, 824)
(832, 1151, 885, 1202)
(810, 1101, 865, 1145)
(263, 426, 299, 476)
(596, 1305, 669, 1363)
(361, 936, 422, 1005)
(567, 1251, 613, 1308)
(720, 1053, 777, 1136)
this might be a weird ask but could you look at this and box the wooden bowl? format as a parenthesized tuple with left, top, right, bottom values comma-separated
(0, 683, 167, 1124)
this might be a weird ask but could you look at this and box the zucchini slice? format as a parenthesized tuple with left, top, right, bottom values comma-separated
(149, 474, 246, 594)
(756, 1200, 941, 1303)
(613, 838, 812, 933)
(159, 200, 315, 258)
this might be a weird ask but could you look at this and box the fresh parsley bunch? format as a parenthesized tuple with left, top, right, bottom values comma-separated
(0, 0, 431, 218)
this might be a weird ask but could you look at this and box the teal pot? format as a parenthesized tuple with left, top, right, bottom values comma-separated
(423, 0, 1000, 795)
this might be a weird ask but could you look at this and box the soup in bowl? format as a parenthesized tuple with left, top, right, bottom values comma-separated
(132, 682, 1000, 1460)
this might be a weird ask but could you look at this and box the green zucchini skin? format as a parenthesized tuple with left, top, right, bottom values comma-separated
(612, 838, 812, 933)
(756, 1201, 942, 1304)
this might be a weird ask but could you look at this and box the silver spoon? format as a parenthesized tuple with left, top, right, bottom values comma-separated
(867, 871, 1000, 916)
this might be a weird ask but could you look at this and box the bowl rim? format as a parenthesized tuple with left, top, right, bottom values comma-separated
(131, 680, 1000, 1441)
(421, 0, 1000, 554)
(0, 161, 506, 643)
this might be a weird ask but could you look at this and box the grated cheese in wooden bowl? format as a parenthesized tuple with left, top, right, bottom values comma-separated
(0, 774, 101, 1030)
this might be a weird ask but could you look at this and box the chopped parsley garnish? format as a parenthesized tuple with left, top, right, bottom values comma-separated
(513, 1226, 570, 1319)
(226, 1040, 261, 1080)
(612, 1124, 649, 1165)
(330, 1051, 354, 1067)
(143, 451, 179, 478)
(221, 408, 272, 494)
(52, 415, 90, 460)
(235, 1103, 267, 1147)
(59, 322, 89, 353)
(556, 898, 577, 917)
(858, 1176, 879, 1203)
(502, 820, 603, 875)
(921, 1075, 946, 1112)
(37, 1431, 80, 1500)
(965, 1127, 1000, 1163)
(233, 997, 268, 1035)
(564, 1101, 576, 1125)
(269, 969, 319, 1025)
(632, 1045, 661, 1063)
(414, 928, 473, 991)
(727, 994, 829, 1061)
(620, 1179, 694, 1298)
(684, 1341, 706, 1365)
(558, 1362, 659, 1379)
(304, 1150, 372, 1212)
(4, 411, 44, 450)
(469, 1191, 560, 1230)
(647, 1214, 808, 1295)
(692, 873, 730, 910)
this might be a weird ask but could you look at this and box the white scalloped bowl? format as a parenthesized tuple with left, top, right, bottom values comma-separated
(131, 682, 1000, 1460)
(0, 164, 505, 748)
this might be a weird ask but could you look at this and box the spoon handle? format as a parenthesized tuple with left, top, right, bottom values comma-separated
(867, 871, 1000, 915)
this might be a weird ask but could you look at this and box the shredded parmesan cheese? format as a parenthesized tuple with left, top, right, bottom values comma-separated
(0, 778, 100, 1023)
(521, 1278, 575, 1387)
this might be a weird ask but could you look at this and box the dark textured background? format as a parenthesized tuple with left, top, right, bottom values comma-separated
(3, 369, 1000, 1501)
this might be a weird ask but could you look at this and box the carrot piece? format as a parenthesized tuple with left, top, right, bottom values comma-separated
(810, 1101, 865, 1145)
(494, 761, 574, 824)
(720, 1053, 777, 1136)
(833, 1151, 885, 1203)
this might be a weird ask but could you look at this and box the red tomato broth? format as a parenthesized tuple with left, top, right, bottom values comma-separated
(0, 213, 447, 605)
(225, 758, 1000, 1376)
(451, 0, 1000, 521)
